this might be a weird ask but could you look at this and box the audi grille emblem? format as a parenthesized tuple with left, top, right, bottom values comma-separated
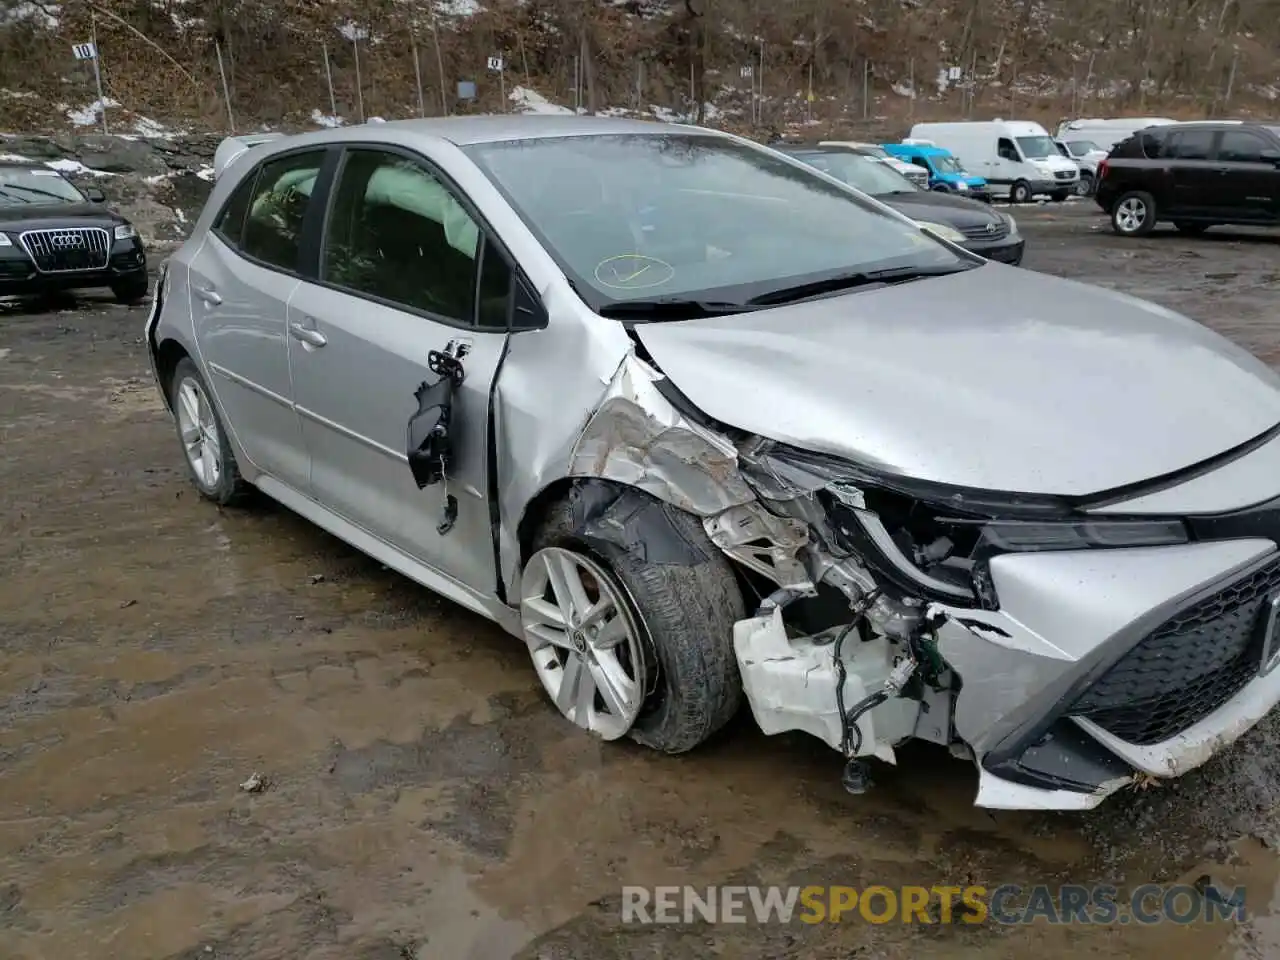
(51, 234, 85, 249)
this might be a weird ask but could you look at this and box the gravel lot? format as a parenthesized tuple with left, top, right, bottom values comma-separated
(2, 203, 1279, 960)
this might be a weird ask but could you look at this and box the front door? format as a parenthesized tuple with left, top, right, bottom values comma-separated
(187, 148, 327, 489)
(1213, 128, 1280, 222)
(288, 146, 513, 593)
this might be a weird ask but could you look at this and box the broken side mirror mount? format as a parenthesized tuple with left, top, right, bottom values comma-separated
(406, 350, 465, 489)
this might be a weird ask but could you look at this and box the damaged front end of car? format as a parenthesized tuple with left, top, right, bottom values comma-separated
(558, 350, 1280, 811)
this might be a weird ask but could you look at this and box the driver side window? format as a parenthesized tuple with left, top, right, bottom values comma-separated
(997, 138, 1020, 162)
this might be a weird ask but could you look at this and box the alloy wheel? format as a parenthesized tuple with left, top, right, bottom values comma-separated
(175, 377, 221, 489)
(521, 546, 648, 740)
(1115, 197, 1147, 233)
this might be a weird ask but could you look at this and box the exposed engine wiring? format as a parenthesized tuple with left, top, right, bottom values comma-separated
(832, 588, 882, 756)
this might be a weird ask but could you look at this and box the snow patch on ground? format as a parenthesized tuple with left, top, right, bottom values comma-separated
(67, 99, 121, 127)
(47, 158, 116, 177)
(311, 109, 345, 128)
(508, 86, 574, 115)
(195, 165, 215, 181)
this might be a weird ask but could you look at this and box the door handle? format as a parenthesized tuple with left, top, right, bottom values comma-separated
(194, 285, 222, 306)
(289, 321, 327, 347)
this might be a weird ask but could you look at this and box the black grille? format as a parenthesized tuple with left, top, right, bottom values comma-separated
(1070, 559, 1280, 745)
(960, 221, 1010, 241)
(19, 227, 111, 273)
(1054, 170, 1076, 181)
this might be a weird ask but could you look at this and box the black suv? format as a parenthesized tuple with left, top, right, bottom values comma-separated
(1094, 121, 1280, 236)
(0, 161, 148, 302)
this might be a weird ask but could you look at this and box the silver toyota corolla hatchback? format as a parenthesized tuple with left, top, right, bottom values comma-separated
(145, 115, 1280, 811)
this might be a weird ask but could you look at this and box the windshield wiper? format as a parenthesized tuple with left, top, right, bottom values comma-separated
(0, 183, 79, 203)
(746, 264, 977, 307)
(597, 298, 759, 319)
(0, 187, 33, 204)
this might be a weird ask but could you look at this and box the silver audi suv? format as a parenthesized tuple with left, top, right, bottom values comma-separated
(145, 115, 1280, 811)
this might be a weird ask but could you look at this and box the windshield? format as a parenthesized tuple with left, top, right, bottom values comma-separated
(1067, 140, 1101, 156)
(1015, 136, 1057, 159)
(0, 166, 85, 205)
(932, 155, 965, 174)
(791, 151, 917, 195)
(463, 134, 970, 310)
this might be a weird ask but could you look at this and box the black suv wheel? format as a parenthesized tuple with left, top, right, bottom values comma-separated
(1111, 190, 1157, 236)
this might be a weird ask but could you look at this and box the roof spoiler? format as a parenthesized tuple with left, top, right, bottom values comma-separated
(212, 132, 287, 181)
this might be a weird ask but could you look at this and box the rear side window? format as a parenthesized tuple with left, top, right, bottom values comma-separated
(1165, 129, 1215, 161)
(1137, 130, 1165, 158)
(213, 171, 257, 247)
(1217, 130, 1272, 163)
(241, 150, 326, 272)
(322, 148, 482, 322)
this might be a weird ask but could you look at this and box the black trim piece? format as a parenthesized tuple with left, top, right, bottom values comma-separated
(295, 147, 341, 279)
(986, 720, 1134, 794)
(1079, 420, 1280, 511)
(981, 549, 1280, 777)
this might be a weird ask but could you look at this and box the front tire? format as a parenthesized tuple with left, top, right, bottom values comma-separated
(525, 492, 744, 754)
(168, 357, 253, 506)
(112, 276, 149, 305)
(1050, 190, 1070, 203)
(1075, 173, 1094, 197)
(1010, 180, 1033, 204)
(1112, 190, 1157, 236)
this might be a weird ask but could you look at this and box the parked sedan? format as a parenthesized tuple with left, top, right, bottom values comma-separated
(777, 145, 1023, 264)
(147, 116, 1280, 812)
(0, 160, 147, 302)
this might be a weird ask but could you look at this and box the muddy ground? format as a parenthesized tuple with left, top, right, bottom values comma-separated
(2, 204, 1280, 960)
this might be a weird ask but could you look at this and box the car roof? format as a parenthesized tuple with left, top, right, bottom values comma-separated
(271, 114, 711, 150)
(891, 144, 946, 155)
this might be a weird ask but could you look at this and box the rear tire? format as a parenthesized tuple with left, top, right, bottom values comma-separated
(1010, 180, 1033, 204)
(1075, 174, 1094, 197)
(1111, 190, 1157, 236)
(930, 183, 950, 193)
(112, 276, 149, 305)
(529, 491, 744, 754)
(168, 357, 253, 506)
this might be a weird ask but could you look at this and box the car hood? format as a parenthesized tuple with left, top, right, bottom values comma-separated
(0, 203, 122, 230)
(634, 264, 1280, 496)
(873, 190, 1002, 229)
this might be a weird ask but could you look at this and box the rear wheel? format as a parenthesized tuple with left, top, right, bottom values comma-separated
(930, 183, 951, 193)
(524, 492, 744, 754)
(1174, 221, 1210, 236)
(168, 357, 253, 506)
(1075, 173, 1094, 197)
(1111, 190, 1157, 236)
(1010, 180, 1033, 204)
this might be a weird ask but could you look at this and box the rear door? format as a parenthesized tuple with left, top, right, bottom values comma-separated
(1163, 128, 1220, 217)
(1213, 128, 1280, 222)
(288, 145, 513, 592)
(187, 149, 329, 490)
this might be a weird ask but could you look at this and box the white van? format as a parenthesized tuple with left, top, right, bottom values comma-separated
(1054, 117, 1174, 153)
(907, 120, 1080, 203)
